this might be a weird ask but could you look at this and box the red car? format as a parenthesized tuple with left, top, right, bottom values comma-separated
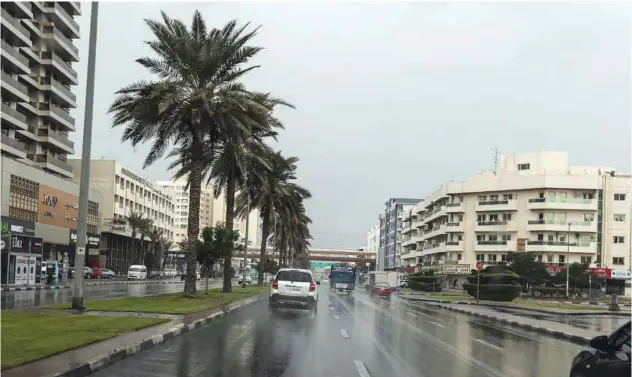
(372, 283, 393, 298)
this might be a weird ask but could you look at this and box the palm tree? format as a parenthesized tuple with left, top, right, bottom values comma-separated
(139, 218, 153, 266)
(159, 236, 174, 269)
(109, 11, 271, 297)
(126, 211, 146, 265)
(147, 228, 163, 271)
(237, 151, 311, 284)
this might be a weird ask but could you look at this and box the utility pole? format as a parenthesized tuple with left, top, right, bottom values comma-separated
(72, 2, 99, 311)
(241, 198, 250, 288)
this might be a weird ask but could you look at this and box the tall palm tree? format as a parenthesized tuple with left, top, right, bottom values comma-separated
(159, 236, 174, 269)
(139, 218, 153, 266)
(109, 11, 270, 297)
(147, 228, 163, 270)
(126, 211, 146, 265)
(238, 151, 311, 284)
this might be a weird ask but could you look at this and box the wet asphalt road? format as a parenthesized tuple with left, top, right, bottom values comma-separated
(0, 280, 221, 310)
(91, 289, 584, 377)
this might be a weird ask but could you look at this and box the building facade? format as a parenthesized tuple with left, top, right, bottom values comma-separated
(155, 179, 259, 250)
(67, 159, 174, 273)
(365, 223, 380, 269)
(1, 2, 81, 179)
(401, 151, 631, 292)
(378, 198, 422, 270)
(1, 156, 100, 285)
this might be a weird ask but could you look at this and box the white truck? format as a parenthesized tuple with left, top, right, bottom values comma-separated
(365, 271, 401, 290)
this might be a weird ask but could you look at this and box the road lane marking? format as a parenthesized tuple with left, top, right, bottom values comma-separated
(429, 321, 446, 328)
(340, 329, 350, 338)
(474, 338, 503, 351)
(354, 360, 372, 377)
(333, 314, 340, 320)
(406, 311, 418, 317)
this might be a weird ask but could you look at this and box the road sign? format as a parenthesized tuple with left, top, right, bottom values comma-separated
(476, 261, 484, 270)
(77, 247, 85, 256)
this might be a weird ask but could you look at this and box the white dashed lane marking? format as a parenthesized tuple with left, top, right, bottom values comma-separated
(340, 329, 350, 338)
(354, 360, 372, 377)
(474, 338, 502, 351)
(430, 321, 446, 328)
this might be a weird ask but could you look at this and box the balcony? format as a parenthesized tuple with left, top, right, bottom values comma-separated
(424, 206, 447, 223)
(526, 219, 596, 233)
(420, 242, 447, 256)
(1, 40, 29, 74)
(475, 199, 518, 212)
(0, 9, 31, 46)
(41, 26, 79, 61)
(527, 197, 597, 211)
(42, 76, 77, 106)
(43, 2, 80, 38)
(36, 102, 75, 130)
(40, 51, 78, 84)
(34, 154, 73, 176)
(445, 241, 463, 252)
(445, 221, 464, 232)
(474, 240, 509, 252)
(1, 71, 29, 102)
(445, 202, 464, 213)
(525, 240, 597, 254)
(37, 127, 74, 153)
(423, 224, 446, 240)
(475, 220, 518, 233)
(1, 134, 27, 158)
(1, 103, 28, 131)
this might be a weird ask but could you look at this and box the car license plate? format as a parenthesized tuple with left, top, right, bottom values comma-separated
(336, 283, 347, 289)
(287, 287, 301, 292)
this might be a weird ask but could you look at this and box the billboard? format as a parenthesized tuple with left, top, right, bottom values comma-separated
(310, 261, 334, 269)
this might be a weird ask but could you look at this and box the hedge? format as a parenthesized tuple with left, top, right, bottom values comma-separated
(530, 287, 581, 298)
(409, 273, 442, 292)
(462, 283, 521, 301)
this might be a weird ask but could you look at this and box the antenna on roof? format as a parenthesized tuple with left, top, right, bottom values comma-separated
(492, 147, 499, 175)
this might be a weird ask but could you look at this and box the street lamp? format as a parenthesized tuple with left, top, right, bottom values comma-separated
(241, 197, 250, 289)
(566, 222, 571, 298)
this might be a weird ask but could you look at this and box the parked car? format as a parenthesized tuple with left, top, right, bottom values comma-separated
(99, 268, 116, 279)
(269, 268, 320, 314)
(569, 320, 630, 377)
(180, 271, 202, 281)
(127, 265, 147, 280)
(371, 283, 393, 299)
(238, 275, 253, 285)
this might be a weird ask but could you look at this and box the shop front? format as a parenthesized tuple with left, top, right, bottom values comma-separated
(1, 217, 43, 285)
(69, 229, 102, 267)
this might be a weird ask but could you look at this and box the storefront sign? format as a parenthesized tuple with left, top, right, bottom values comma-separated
(37, 185, 79, 228)
(104, 218, 128, 234)
(610, 269, 631, 280)
(440, 264, 472, 275)
(1, 216, 36, 237)
(69, 230, 101, 248)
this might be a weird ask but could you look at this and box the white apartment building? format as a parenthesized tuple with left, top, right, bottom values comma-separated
(401, 151, 631, 281)
(1, 2, 81, 179)
(156, 179, 259, 250)
(67, 159, 174, 273)
(365, 223, 380, 269)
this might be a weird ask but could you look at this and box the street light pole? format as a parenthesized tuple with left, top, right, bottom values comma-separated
(566, 222, 571, 298)
(72, 2, 99, 311)
(241, 197, 250, 288)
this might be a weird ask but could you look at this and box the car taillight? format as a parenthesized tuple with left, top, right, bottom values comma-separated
(309, 282, 316, 292)
(272, 280, 278, 289)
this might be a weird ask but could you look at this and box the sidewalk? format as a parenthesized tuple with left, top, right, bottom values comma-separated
(2, 294, 265, 377)
(428, 301, 603, 345)
(1, 279, 204, 292)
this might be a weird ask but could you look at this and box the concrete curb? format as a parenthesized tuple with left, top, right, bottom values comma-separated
(43, 293, 266, 377)
(431, 302, 594, 346)
(1, 280, 189, 292)
(400, 295, 631, 317)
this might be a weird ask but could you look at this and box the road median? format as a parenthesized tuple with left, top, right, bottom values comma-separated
(3, 285, 269, 377)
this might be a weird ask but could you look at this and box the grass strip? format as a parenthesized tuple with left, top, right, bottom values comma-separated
(1, 311, 167, 369)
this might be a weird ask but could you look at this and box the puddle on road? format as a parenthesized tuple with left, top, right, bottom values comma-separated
(489, 307, 626, 333)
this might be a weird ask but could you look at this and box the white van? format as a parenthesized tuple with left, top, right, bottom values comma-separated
(127, 265, 147, 280)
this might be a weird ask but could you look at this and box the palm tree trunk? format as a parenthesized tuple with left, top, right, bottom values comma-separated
(184, 161, 203, 298)
(131, 230, 136, 266)
(258, 208, 271, 285)
(223, 171, 236, 293)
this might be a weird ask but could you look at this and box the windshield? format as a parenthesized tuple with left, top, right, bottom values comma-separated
(128, 268, 141, 272)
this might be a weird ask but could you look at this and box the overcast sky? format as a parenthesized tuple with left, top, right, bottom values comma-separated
(69, 2, 631, 249)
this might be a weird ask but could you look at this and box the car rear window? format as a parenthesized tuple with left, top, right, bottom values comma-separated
(276, 271, 312, 283)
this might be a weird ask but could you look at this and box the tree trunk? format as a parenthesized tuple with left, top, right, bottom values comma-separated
(258, 208, 271, 285)
(131, 230, 137, 265)
(222, 171, 236, 293)
(184, 161, 203, 298)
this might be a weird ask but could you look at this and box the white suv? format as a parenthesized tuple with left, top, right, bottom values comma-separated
(269, 268, 320, 313)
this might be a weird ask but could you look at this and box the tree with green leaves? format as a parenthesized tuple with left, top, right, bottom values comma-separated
(108, 11, 280, 297)
(197, 225, 237, 293)
(158, 236, 173, 269)
(125, 211, 147, 265)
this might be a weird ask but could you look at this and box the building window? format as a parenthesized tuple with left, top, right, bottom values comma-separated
(559, 255, 565, 264)
(614, 236, 625, 244)
(614, 214, 626, 222)
(502, 213, 512, 221)
(614, 194, 626, 201)
(517, 163, 530, 171)
(613, 257, 625, 265)
(501, 234, 511, 241)
(580, 256, 592, 265)
(547, 255, 553, 263)
(476, 254, 484, 261)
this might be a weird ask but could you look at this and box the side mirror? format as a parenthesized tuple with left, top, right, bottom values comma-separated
(589, 335, 609, 351)
(316, 281, 321, 285)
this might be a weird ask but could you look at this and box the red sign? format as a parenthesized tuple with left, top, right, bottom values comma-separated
(546, 265, 611, 279)
(476, 261, 484, 270)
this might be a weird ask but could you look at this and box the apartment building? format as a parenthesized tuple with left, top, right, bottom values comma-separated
(67, 159, 174, 273)
(1, 2, 80, 179)
(401, 152, 631, 282)
(156, 179, 259, 249)
(378, 197, 422, 270)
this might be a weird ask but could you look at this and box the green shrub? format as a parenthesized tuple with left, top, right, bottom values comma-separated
(462, 283, 521, 301)
(530, 286, 581, 298)
(409, 273, 442, 292)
